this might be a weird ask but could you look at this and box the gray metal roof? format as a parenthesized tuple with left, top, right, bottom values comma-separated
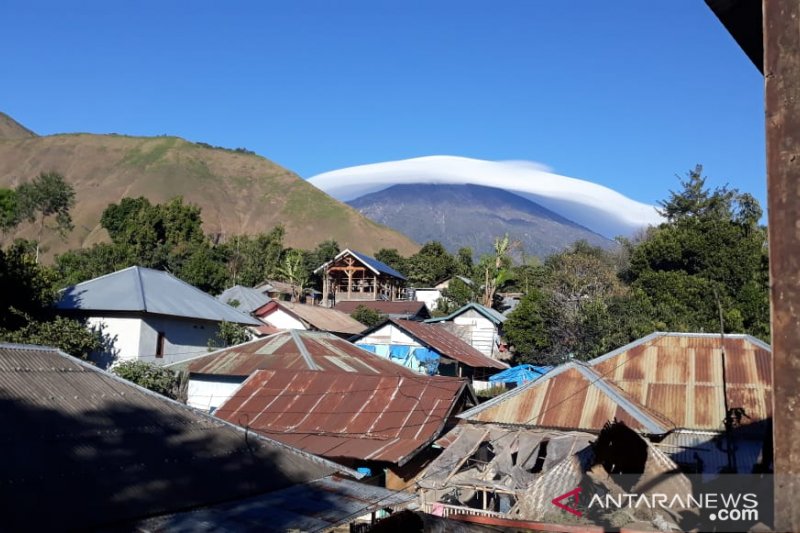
(56, 266, 260, 325)
(0, 342, 362, 531)
(425, 302, 507, 325)
(216, 285, 271, 313)
(137, 475, 415, 531)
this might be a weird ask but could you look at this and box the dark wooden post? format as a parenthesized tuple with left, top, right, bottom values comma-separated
(765, 1, 800, 530)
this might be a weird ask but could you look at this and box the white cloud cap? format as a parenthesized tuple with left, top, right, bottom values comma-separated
(308, 155, 662, 238)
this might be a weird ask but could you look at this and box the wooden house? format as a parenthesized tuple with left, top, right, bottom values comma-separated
(315, 249, 407, 307)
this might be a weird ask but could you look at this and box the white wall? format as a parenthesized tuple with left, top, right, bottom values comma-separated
(187, 376, 245, 412)
(260, 309, 306, 330)
(414, 289, 442, 312)
(358, 323, 417, 346)
(139, 316, 221, 365)
(87, 316, 143, 367)
(453, 310, 498, 358)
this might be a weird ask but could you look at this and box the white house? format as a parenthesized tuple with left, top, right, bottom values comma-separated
(410, 276, 474, 312)
(56, 266, 261, 368)
(253, 299, 366, 338)
(425, 302, 509, 360)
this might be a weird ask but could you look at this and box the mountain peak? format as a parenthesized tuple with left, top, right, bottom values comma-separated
(0, 112, 37, 140)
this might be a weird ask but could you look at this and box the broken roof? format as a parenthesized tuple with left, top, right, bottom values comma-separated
(255, 299, 367, 336)
(175, 329, 418, 377)
(0, 342, 364, 531)
(355, 318, 508, 370)
(335, 300, 431, 320)
(460, 332, 771, 434)
(425, 302, 507, 325)
(461, 360, 674, 434)
(56, 266, 260, 325)
(215, 369, 474, 466)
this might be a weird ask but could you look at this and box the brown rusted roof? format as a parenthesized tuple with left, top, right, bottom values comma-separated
(590, 332, 772, 431)
(0, 343, 353, 531)
(461, 332, 771, 434)
(215, 369, 472, 465)
(255, 300, 367, 335)
(461, 361, 674, 434)
(334, 300, 431, 319)
(177, 329, 418, 377)
(388, 319, 508, 370)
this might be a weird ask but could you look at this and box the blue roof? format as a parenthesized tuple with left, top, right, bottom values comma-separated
(56, 266, 261, 325)
(425, 302, 506, 325)
(488, 364, 552, 385)
(348, 250, 407, 280)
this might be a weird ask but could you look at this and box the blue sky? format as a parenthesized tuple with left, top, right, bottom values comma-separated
(1, 1, 764, 208)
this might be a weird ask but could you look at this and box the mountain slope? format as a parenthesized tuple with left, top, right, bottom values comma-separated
(0, 112, 37, 140)
(347, 183, 615, 258)
(0, 118, 419, 259)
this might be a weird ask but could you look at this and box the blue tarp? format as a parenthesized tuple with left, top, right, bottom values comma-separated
(488, 364, 552, 385)
(389, 345, 410, 361)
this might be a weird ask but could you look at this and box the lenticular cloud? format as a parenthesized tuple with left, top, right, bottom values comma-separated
(307, 155, 662, 238)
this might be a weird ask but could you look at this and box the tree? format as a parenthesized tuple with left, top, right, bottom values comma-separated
(627, 167, 769, 339)
(351, 305, 386, 328)
(222, 226, 285, 287)
(503, 288, 557, 365)
(405, 241, 456, 286)
(15, 172, 76, 262)
(374, 248, 407, 276)
(112, 360, 185, 400)
(478, 234, 516, 307)
(0, 188, 19, 235)
(208, 321, 252, 349)
(0, 316, 104, 360)
(276, 249, 310, 302)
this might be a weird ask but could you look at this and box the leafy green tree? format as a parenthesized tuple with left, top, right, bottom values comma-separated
(438, 276, 478, 312)
(503, 288, 557, 365)
(351, 305, 386, 328)
(627, 166, 769, 339)
(222, 226, 285, 287)
(15, 172, 76, 262)
(0, 188, 19, 234)
(208, 320, 252, 349)
(0, 316, 103, 360)
(0, 241, 56, 330)
(112, 360, 184, 400)
(455, 247, 474, 276)
(374, 248, 407, 276)
(478, 234, 515, 307)
(405, 241, 456, 286)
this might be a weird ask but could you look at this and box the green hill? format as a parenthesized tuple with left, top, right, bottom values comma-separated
(0, 115, 419, 259)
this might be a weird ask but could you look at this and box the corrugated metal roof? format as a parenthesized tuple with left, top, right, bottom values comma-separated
(137, 475, 415, 532)
(654, 430, 767, 475)
(460, 332, 771, 435)
(216, 285, 271, 313)
(425, 302, 507, 325)
(0, 342, 358, 531)
(460, 361, 674, 434)
(215, 369, 471, 466)
(256, 300, 367, 335)
(590, 332, 772, 431)
(316, 249, 407, 280)
(177, 329, 419, 377)
(383, 319, 508, 370)
(56, 266, 261, 325)
(335, 300, 430, 319)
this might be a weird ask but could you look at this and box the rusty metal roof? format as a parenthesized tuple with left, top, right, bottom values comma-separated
(178, 329, 419, 377)
(215, 369, 473, 466)
(460, 332, 771, 434)
(0, 342, 359, 531)
(461, 361, 674, 434)
(255, 299, 367, 335)
(335, 300, 431, 319)
(367, 319, 508, 370)
(590, 332, 772, 431)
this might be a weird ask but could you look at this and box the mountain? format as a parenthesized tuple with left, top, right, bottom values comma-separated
(309, 155, 662, 238)
(0, 114, 419, 259)
(347, 183, 615, 258)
